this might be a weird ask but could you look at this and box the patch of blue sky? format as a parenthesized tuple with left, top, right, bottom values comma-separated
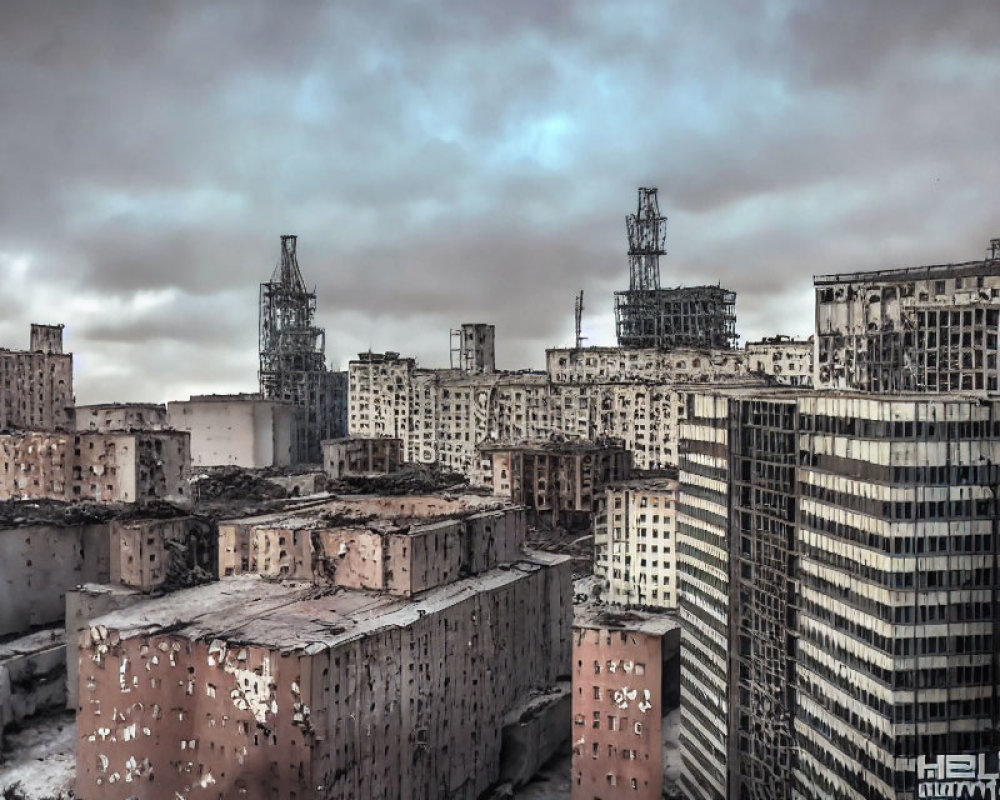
(66, 185, 247, 231)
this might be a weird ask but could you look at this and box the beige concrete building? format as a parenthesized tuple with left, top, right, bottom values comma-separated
(484, 440, 632, 524)
(0, 430, 190, 503)
(75, 494, 573, 800)
(167, 393, 293, 468)
(0, 323, 74, 433)
(321, 436, 402, 478)
(745, 335, 814, 386)
(571, 607, 680, 799)
(75, 403, 168, 432)
(594, 477, 679, 609)
(814, 240, 1000, 392)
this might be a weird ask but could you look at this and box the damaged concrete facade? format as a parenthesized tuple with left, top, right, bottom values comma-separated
(594, 477, 679, 609)
(167, 394, 294, 468)
(321, 436, 403, 479)
(814, 245, 1000, 392)
(571, 608, 679, 799)
(451, 323, 496, 374)
(75, 403, 168, 433)
(676, 388, 1000, 800)
(0, 430, 190, 503)
(615, 285, 739, 351)
(75, 494, 573, 800)
(0, 323, 74, 433)
(745, 335, 814, 387)
(484, 440, 632, 524)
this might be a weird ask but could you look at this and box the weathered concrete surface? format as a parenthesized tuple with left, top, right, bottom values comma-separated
(0, 628, 66, 750)
(0, 523, 110, 639)
(75, 552, 573, 800)
(65, 583, 144, 710)
(499, 683, 571, 788)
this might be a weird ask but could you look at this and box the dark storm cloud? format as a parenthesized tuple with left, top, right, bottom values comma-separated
(1, 0, 998, 402)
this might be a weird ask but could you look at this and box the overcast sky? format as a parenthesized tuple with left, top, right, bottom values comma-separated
(2, 1, 998, 404)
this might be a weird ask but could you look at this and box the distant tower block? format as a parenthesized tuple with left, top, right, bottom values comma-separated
(450, 323, 496, 374)
(30, 323, 64, 355)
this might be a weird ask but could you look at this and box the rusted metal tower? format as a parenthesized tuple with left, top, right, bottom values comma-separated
(574, 290, 586, 349)
(627, 187, 666, 291)
(259, 235, 333, 463)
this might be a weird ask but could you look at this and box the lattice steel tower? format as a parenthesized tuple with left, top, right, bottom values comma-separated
(627, 187, 666, 291)
(259, 235, 333, 463)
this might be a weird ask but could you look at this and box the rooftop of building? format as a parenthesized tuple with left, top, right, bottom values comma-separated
(745, 335, 814, 347)
(613, 283, 736, 297)
(573, 602, 679, 636)
(545, 344, 747, 356)
(814, 256, 1000, 286)
(76, 402, 167, 411)
(87, 556, 569, 651)
(220, 493, 511, 532)
(175, 393, 277, 403)
(679, 385, 999, 405)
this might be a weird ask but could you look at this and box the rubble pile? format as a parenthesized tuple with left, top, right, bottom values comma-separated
(0, 499, 187, 529)
(526, 525, 594, 578)
(190, 466, 288, 504)
(327, 462, 473, 496)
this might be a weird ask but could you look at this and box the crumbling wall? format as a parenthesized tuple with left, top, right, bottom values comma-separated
(75, 403, 168, 433)
(75, 556, 573, 800)
(321, 437, 403, 479)
(0, 523, 110, 637)
(65, 584, 144, 710)
(110, 517, 214, 591)
(76, 634, 312, 799)
(571, 625, 666, 799)
(0, 628, 66, 747)
(384, 520, 464, 596)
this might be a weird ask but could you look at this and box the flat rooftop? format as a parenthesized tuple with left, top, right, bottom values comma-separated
(221, 493, 512, 532)
(574, 603, 679, 637)
(88, 555, 569, 652)
(815, 258, 1000, 285)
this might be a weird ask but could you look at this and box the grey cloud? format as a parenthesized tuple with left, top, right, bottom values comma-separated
(0, 0, 997, 402)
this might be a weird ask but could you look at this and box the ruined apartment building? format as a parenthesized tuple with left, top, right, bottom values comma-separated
(321, 436, 402, 479)
(815, 238, 1000, 392)
(593, 477, 678, 609)
(0, 323, 73, 432)
(0, 429, 190, 503)
(571, 607, 679, 799)
(75, 403, 168, 432)
(167, 394, 294, 468)
(484, 439, 632, 525)
(76, 494, 573, 800)
(349, 328, 761, 487)
(612, 187, 738, 351)
(745, 335, 814, 387)
(676, 388, 1000, 800)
